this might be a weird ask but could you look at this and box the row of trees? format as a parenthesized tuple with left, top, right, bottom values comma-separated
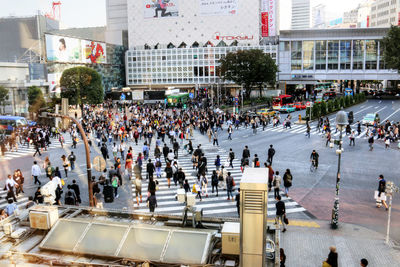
(306, 93, 367, 120)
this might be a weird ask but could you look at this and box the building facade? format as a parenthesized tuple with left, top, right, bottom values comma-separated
(105, 0, 128, 46)
(370, 0, 400, 27)
(126, 45, 277, 89)
(292, 0, 310, 30)
(278, 28, 400, 87)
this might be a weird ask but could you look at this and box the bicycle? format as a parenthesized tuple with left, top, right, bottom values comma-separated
(310, 159, 317, 172)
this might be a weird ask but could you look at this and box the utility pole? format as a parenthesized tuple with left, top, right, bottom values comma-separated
(385, 181, 399, 244)
(241, 85, 244, 112)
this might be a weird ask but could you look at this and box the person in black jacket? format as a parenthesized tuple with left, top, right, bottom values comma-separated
(146, 159, 155, 179)
(267, 144, 275, 164)
(211, 170, 219, 196)
(275, 195, 287, 232)
(148, 177, 157, 196)
(162, 143, 170, 163)
(377, 174, 388, 210)
(242, 145, 250, 160)
(177, 168, 185, 188)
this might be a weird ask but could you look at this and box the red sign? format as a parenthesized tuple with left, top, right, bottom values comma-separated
(398, 12, 400, 26)
(261, 12, 269, 37)
(213, 32, 254, 41)
(367, 15, 369, 27)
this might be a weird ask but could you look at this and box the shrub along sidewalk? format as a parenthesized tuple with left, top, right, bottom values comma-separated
(306, 93, 367, 120)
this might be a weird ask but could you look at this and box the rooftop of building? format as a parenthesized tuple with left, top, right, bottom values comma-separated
(280, 27, 390, 40)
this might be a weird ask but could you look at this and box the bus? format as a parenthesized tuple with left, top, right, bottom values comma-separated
(0, 116, 29, 135)
(272, 94, 294, 110)
(167, 93, 190, 107)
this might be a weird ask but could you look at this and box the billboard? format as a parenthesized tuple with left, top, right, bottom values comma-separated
(48, 73, 62, 95)
(46, 34, 81, 63)
(261, 0, 277, 37)
(199, 0, 238, 16)
(82, 40, 106, 64)
(143, 0, 179, 18)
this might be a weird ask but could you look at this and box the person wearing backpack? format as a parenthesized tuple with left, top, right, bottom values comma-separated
(214, 155, 221, 171)
(111, 174, 120, 198)
(283, 169, 293, 197)
(103, 180, 114, 203)
(211, 170, 219, 196)
(155, 158, 162, 178)
(253, 154, 260, 168)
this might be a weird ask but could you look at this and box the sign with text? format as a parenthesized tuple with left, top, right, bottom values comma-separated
(143, 0, 179, 19)
(199, 0, 238, 16)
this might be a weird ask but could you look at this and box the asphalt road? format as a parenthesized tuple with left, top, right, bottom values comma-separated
(216, 99, 400, 243)
(1, 99, 399, 242)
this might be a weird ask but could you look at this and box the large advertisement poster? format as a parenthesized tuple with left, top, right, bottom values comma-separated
(199, 0, 238, 16)
(82, 40, 107, 64)
(143, 0, 179, 18)
(261, 0, 276, 37)
(46, 34, 81, 63)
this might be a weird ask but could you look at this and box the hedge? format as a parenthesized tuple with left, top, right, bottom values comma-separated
(307, 93, 366, 120)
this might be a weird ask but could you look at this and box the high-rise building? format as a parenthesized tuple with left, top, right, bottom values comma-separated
(105, 0, 128, 46)
(292, 0, 310, 30)
(370, 0, 399, 27)
(312, 4, 326, 29)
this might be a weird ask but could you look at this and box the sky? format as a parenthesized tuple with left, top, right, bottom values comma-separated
(0, 0, 363, 30)
(0, 0, 106, 28)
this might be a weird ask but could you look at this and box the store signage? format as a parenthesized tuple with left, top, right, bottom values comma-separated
(213, 32, 254, 41)
(261, 12, 269, 37)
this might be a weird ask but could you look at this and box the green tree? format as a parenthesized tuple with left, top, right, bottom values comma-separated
(334, 98, 340, 111)
(327, 100, 334, 113)
(381, 26, 400, 89)
(0, 86, 9, 113)
(60, 67, 104, 113)
(345, 95, 351, 107)
(219, 49, 278, 98)
(312, 102, 321, 119)
(27, 86, 46, 113)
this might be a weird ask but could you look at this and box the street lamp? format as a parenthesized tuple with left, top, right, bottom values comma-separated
(331, 110, 348, 229)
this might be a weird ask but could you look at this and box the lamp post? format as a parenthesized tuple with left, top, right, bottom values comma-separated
(331, 110, 348, 229)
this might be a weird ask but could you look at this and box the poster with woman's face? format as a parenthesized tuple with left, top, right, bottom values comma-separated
(46, 34, 81, 63)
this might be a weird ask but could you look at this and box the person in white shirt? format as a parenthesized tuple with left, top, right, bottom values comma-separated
(5, 175, 17, 202)
(31, 161, 41, 185)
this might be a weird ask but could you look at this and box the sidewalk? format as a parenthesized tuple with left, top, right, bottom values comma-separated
(281, 220, 400, 267)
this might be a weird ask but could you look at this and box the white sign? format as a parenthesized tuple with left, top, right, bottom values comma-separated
(143, 0, 179, 19)
(46, 34, 81, 63)
(131, 90, 144, 101)
(268, 0, 277, 37)
(199, 0, 238, 16)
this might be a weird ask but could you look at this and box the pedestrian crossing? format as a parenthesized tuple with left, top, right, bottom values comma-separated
(222, 123, 378, 140)
(0, 137, 73, 161)
(0, 189, 29, 211)
(129, 141, 307, 218)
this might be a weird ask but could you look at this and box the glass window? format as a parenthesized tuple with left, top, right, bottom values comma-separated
(328, 41, 339, 70)
(365, 40, 378, 70)
(340, 40, 352, 70)
(353, 40, 364, 70)
(302, 41, 314, 70)
(291, 41, 302, 70)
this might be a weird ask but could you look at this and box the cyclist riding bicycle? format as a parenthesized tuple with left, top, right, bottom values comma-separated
(310, 150, 319, 169)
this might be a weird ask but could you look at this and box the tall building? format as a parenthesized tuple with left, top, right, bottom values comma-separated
(292, 0, 310, 30)
(312, 4, 326, 29)
(105, 0, 128, 46)
(370, 0, 399, 27)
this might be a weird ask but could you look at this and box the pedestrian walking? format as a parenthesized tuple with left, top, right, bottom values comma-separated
(71, 179, 81, 204)
(283, 169, 293, 197)
(227, 125, 233, 140)
(31, 161, 42, 185)
(235, 188, 240, 217)
(305, 124, 311, 138)
(211, 170, 219, 196)
(228, 148, 235, 168)
(146, 159, 155, 179)
(213, 130, 219, 146)
(164, 162, 173, 188)
(266, 164, 274, 192)
(267, 144, 275, 165)
(226, 172, 234, 200)
(368, 133, 374, 151)
(5, 174, 17, 202)
(322, 246, 338, 267)
(349, 131, 355, 146)
(275, 195, 287, 232)
(61, 155, 69, 177)
(215, 155, 221, 171)
(376, 174, 388, 210)
(280, 248, 286, 267)
(273, 171, 281, 198)
(68, 152, 76, 170)
(111, 173, 120, 198)
(134, 176, 142, 206)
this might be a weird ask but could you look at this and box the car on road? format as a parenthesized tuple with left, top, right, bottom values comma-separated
(293, 102, 306, 110)
(277, 105, 296, 113)
(256, 108, 276, 116)
(361, 113, 380, 126)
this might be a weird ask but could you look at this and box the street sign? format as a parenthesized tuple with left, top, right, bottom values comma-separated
(189, 93, 194, 99)
(120, 93, 126, 101)
(92, 156, 106, 172)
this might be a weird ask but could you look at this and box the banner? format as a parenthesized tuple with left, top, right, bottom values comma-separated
(268, 0, 277, 37)
(46, 34, 81, 63)
(199, 0, 238, 16)
(82, 40, 107, 64)
(261, 12, 269, 37)
(143, 0, 179, 19)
